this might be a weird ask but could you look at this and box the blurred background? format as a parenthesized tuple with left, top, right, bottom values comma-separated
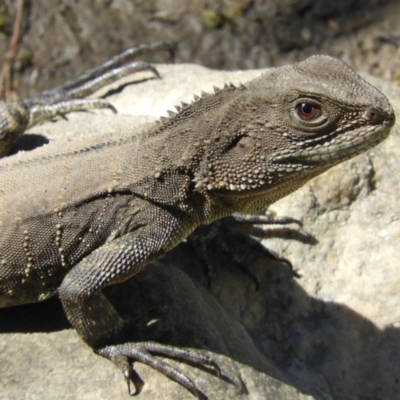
(0, 0, 399, 99)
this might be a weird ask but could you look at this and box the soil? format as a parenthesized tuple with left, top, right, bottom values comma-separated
(0, 0, 399, 98)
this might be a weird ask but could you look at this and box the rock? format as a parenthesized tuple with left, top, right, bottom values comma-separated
(0, 64, 398, 400)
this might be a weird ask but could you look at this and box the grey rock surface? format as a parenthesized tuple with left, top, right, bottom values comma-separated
(0, 64, 398, 400)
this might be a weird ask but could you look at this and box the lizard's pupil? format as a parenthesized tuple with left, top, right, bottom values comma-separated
(301, 103, 313, 114)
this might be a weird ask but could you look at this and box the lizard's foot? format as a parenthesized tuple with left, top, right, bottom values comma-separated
(187, 212, 303, 289)
(97, 341, 220, 398)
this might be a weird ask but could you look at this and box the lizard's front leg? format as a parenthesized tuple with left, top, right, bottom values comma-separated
(58, 215, 219, 397)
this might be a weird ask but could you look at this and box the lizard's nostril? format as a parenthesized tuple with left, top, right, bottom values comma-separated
(365, 107, 381, 121)
(364, 106, 390, 125)
(365, 106, 395, 127)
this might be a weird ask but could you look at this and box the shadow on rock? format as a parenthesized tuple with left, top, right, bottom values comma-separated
(9, 133, 50, 154)
(0, 223, 398, 399)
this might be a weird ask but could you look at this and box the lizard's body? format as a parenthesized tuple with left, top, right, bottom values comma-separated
(0, 54, 395, 397)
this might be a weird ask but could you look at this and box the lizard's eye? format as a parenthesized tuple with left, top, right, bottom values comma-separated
(295, 102, 321, 121)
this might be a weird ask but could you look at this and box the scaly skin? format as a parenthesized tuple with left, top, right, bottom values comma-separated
(0, 55, 395, 397)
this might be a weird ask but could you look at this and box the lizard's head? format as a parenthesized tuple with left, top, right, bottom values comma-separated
(253, 55, 395, 163)
(195, 56, 395, 211)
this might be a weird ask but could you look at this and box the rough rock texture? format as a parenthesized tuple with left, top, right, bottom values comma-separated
(0, 64, 398, 400)
(1, 1, 400, 99)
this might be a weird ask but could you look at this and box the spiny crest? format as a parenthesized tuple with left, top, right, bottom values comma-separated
(154, 81, 246, 128)
(167, 110, 177, 118)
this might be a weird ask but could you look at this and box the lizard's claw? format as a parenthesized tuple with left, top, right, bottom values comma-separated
(111, 354, 144, 395)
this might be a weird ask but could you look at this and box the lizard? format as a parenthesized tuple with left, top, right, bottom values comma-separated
(0, 40, 171, 158)
(0, 55, 395, 398)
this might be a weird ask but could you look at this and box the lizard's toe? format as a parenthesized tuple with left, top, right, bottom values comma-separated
(97, 341, 220, 398)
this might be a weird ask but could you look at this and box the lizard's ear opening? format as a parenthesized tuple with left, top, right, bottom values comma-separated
(224, 135, 256, 158)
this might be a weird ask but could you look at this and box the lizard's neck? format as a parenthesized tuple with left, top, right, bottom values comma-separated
(199, 171, 317, 223)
